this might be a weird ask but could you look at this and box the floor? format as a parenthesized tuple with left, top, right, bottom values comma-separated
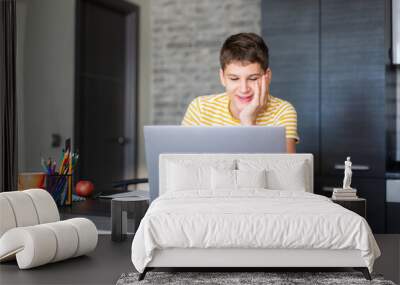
(1, 198, 399, 285)
(0, 234, 134, 285)
(374, 235, 400, 283)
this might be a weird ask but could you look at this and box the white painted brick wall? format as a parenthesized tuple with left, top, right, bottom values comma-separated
(151, 0, 261, 124)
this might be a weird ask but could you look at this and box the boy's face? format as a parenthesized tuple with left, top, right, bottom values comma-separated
(219, 61, 271, 113)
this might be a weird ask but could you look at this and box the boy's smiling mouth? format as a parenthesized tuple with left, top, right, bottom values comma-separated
(236, 95, 253, 103)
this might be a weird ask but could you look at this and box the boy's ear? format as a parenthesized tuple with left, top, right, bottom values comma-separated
(219, 69, 226, 87)
(265, 68, 272, 84)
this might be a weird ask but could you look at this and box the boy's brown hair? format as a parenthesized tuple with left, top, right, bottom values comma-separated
(219, 33, 269, 70)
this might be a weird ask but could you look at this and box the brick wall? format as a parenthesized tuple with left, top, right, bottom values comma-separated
(151, 0, 261, 124)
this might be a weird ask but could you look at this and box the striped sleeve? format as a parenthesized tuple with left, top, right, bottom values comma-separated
(276, 102, 300, 143)
(181, 97, 202, 126)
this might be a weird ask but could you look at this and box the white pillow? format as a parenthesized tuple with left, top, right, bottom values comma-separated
(238, 159, 308, 191)
(211, 168, 236, 190)
(166, 159, 235, 192)
(211, 169, 267, 190)
(236, 169, 267, 189)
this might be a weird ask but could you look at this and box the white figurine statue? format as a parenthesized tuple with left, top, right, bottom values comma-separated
(343, 156, 352, 189)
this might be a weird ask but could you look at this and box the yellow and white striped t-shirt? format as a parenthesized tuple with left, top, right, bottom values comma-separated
(181, 93, 299, 143)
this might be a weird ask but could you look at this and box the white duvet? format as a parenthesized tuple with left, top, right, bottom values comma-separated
(131, 190, 380, 273)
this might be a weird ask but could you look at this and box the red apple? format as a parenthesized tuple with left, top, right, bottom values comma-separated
(75, 180, 94, 197)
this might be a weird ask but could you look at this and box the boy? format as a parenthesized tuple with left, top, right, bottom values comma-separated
(181, 33, 299, 153)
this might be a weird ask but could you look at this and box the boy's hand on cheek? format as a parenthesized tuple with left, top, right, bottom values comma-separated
(239, 75, 268, 125)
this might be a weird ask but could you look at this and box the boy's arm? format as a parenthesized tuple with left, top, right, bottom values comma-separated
(276, 103, 300, 153)
(286, 139, 296, 153)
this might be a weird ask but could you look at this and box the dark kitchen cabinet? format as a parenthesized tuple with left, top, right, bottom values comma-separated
(387, 202, 400, 233)
(262, 0, 321, 174)
(320, 0, 386, 179)
(262, 0, 388, 233)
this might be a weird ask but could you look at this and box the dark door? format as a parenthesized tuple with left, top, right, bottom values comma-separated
(75, 0, 139, 193)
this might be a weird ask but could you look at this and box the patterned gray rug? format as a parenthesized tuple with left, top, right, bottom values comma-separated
(116, 271, 396, 285)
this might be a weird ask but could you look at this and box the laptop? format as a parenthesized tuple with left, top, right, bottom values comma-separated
(144, 125, 286, 202)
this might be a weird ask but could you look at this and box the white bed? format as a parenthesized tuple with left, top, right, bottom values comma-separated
(131, 154, 380, 280)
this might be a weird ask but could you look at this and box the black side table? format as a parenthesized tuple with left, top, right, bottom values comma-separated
(111, 197, 149, 241)
(331, 198, 366, 218)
